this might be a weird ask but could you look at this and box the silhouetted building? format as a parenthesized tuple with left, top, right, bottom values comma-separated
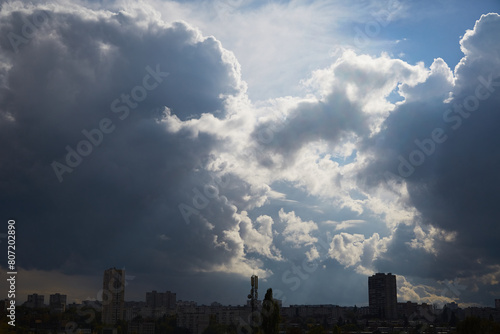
(464, 306, 500, 322)
(128, 322, 155, 334)
(26, 294, 45, 308)
(49, 293, 67, 313)
(177, 309, 211, 334)
(102, 329, 118, 334)
(397, 301, 418, 318)
(102, 268, 125, 325)
(146, 290, 176, 309)
(0, 299, 8, 311)
(369, 273, 397, 319)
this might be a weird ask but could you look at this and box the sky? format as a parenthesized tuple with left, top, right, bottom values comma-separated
(1, 0, 500, 309)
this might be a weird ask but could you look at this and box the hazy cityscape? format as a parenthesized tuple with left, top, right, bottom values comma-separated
(2, 268, 500, 333)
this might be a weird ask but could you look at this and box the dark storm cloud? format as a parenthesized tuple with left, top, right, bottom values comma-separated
(3, 0, 500, 308)
(0, 3, 248, 277)
(360, 13, 500, 284)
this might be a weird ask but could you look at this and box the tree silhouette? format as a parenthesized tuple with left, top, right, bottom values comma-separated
(261, 288, 280, 334)
(450, 311, 458, 327)
(307, 325, 325, 334)
(332, 324, 342, 334)
(457, 316, 500, 334)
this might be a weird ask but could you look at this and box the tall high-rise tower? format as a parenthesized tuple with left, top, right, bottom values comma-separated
(102, 268, 125, 325)
(146, 290, 177, 309)
(49, 293, 67, 313)
(368, 272, 397, 319)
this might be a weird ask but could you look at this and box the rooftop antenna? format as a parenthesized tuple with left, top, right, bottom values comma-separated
(248, 274, 259, 331)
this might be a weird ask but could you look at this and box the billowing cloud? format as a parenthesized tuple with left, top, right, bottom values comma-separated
(236, 212, 283, 261)
(0, 1, 263, 283)
(397, 275, 456, 307)
(359, 13, 500, 286)
(1, 0, 500, 307)
(328, 232, 389, 275)
(408, 224, 457, 255)
(279, 209, 318, 246)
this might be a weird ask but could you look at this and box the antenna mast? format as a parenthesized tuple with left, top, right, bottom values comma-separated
(248, 275, 259, 331)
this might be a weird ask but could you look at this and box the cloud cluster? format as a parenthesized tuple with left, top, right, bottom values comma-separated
(0, 1, 259, 281)
(1, 1, 500, 306)
(361, 13, 500, 285)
